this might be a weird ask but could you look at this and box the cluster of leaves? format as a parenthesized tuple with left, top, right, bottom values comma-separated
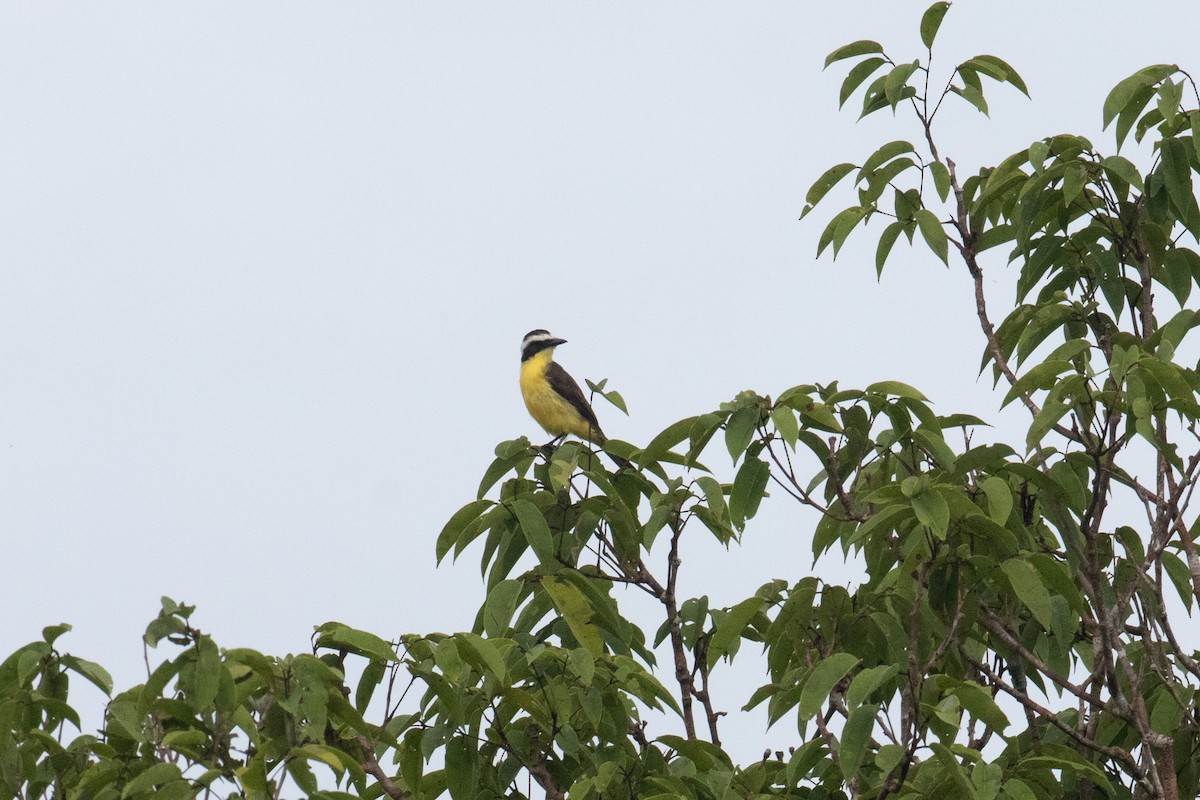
(4, 4, 1200, 799)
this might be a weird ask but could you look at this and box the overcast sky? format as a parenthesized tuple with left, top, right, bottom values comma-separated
(4, 1, 1199, 764)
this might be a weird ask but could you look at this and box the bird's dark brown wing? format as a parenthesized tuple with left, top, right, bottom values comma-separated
(546, 360, 604, 437)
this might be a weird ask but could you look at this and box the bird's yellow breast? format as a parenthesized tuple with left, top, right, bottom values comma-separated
(520, 350, 596, 440)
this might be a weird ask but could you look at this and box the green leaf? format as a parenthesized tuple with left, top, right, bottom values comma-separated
(802, 162, 856, 217)
(190, 636, 221, 710)
(1103, 64, 1177, 131)
(846, 664, 899, 708)
(839, 57, 887, 109)
(1161, 551, 1195, 611)
(725, 406, 759, 463)
(708, 596, 766, 668)
(122, 763, 183, 798)
(1161, 137, 1194, 218)
(860, 140, 917, 178)
(541, 576, 603, 656)
(876, 221, 904, 277)
(865, 380, 928, 400)
(1018, 755, 1112, 795)
(915, 209, 948, 264)
(929, 161, 951, 201)
(730, 457, 770, 530)
(962, 54, 1029, 96)
(848, 503, 912, 547)
(642, 415, 700, 464)
(885, 61, 921, 107)
(919, 2, 951, 48)
(1101, 155, 1145, 191)
(1003, 779, 1038, 800)
(911, 488, 949, 539)
(437, 499, 493, 563)
(770, 405, 799, 449)
(355, 659, 385, 714)
(1150, 686, 1186, 735)
(1061, 162, 1086, 207)
(477, 441, 533, 499)
(1163, 248, 1194, 306)
(512, 498, 555, 566)
(445, 736, 480, 800)
(42, 624, 71, 645)
(825, 40, 885, 68)
(914, 428, 957, 470)
(1002, 359, 1072, 408)
(316, 623, 399, 663)
(1026, 397, 1071, 450)
(61, 655, 113, 695)
(456, 633, 509, 686)
(931, 742, 977, 798)
(953, 681, 1010, 731)
(921, 4, 950, 47)
(1000, 558, 1053, 629)
(798, 653, 859, 720)
(482, 580, 522, 637)
(979, 476, 1012, 524)
(839, 703, 877, 782)
(818, 205, 871, 258)
(951, 83, 989, 116)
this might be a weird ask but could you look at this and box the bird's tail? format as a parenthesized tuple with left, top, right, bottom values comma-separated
(587, 426, 632, 471)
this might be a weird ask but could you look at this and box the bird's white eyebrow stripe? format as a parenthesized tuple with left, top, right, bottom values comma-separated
(520, 330, 557, 352)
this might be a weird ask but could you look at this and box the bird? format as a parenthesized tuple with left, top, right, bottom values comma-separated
(519, 329, 630, 469)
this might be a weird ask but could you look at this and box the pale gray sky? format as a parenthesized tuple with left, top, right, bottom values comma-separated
(4, 1, 1199, 762)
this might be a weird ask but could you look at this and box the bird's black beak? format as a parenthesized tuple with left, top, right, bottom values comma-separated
(549, 338, 567, 347)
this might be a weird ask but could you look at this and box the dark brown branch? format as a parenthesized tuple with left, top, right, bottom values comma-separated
(527, 754, 565, 800)
(356, 734, 409, 800)
(963, 653, 1145, 783)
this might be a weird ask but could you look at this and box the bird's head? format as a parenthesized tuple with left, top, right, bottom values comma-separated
(520, 329, 567, 362)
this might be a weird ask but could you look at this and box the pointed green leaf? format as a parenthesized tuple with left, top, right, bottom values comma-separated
(122, 763, 183, 798)
(911, 489, 949, 538)
(540, 576, 603, 656)
(839, 57, 887, 109)
(482, 580, 522, 637)
(730, 457, 770, 530)
(437, 499, 494, 563)
(512, 498, 555, 566)
(951, 83, 989, 116)
(1161, 137, 1194, 217)
(848, 503, 912, 547)
(885, 60, 921, 107)
(802, 163, 857, 218)
(799, 653, 860, 719)
(860, 140, 917, 178)
(770, 405, 799, 449)
(456, 633, 509, 686)
(1000, 558, 1053, 629)
(825, 40, 885, 68)
(725, 406, 759, 463)
(847, 664, 899, 708)
(839, 703, 877, 782)
(920, 2, 951, 48)
(61, 655, 113, 695)
(929, 161, 951, 201)
(876, 221, 904, 277)
(1103, 64, 1177, 130)
(979, 476, 1012, 524)
(915, 209, 948, 264)
(708, 597, 767, 668)
(866, 380, 928, 400)
(953, 681, 1010, 731)
(1101, 155, 1145, 191)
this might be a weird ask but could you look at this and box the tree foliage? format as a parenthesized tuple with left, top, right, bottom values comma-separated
(6, 5, 1200, 799)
